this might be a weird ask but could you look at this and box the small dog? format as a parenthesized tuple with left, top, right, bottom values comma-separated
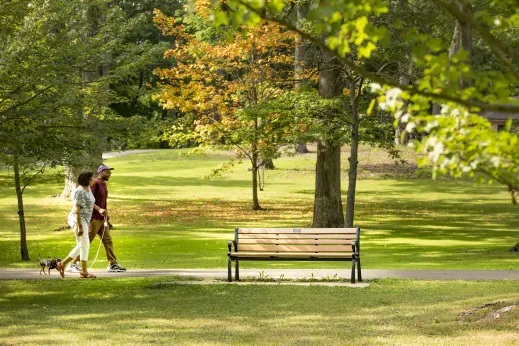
(38, 254, 61, 276)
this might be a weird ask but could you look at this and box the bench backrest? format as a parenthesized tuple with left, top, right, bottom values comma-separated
(235, 228, 360, 253)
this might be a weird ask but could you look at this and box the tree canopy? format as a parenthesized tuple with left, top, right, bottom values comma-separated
(155, 3, 301, 209)
(206, 0, 519, 203)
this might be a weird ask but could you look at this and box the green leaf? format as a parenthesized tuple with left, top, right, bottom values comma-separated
(367, 99, 376, 115)
(266, 0, 285, 15)
(358, 41, 376, 58)
(213, 10, 229, 27)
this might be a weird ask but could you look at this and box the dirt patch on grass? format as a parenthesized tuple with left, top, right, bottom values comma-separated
(459, 301, 519, 322)
(357, 163, 422, 179)
(116, 199, 313, 226)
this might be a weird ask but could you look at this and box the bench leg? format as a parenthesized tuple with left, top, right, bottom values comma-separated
(351, 258, 356, 284)
(228, 257, 232, 282)
(357, 256, 362, 282)
(235, 260, 240, 281)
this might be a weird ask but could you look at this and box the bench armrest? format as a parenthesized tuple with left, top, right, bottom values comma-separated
(351, 240, 357, 253)
(228, 240, 237, 253)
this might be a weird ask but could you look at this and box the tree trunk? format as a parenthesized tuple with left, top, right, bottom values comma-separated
(432, 103, 441, 115)
(345, 80, 360, 228)
(62, 3, 106, 199)
(508, 184, 517, 205)
(13, 153, 30, 261)
(296, 142, 309, 153)
(294, 1, 310, 155)
(312, 49, 345, 227)
(448, 17, 461, 58)
(394, 0, 412, 144)
(431, 2, 472, 118)
(395, 68, 410, 145)
(251, 150, 261, 210)
(61, 165, 82, 199)
(313, 141, 344, 227)
(449, 1, 472, 89)
(510, 242, 519, 252)
(294, 0, 310, 88)
(262, 159, 275, 170)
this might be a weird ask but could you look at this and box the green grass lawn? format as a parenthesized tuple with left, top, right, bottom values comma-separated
(0, 147, 518, 270)
(1, 278, 519, 345)
(2, 148, 519, 345)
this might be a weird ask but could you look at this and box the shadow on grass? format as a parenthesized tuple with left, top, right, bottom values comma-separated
(0, 279, 519, 344)
(110, 198, 313, 226)
(293, 180, 502, 196)
(111, 175, 253, 188)
(374, 180, 505, 196)
(0, 168, 64, 188)
(1, 175, 518, 269)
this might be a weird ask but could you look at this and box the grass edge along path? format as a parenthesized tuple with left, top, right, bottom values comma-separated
(4, 268, 519, 281)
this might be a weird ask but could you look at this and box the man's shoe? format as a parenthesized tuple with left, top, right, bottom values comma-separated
(72, 263, 81, 273)
(107, 263, 126, 272)
(66, 262, 81, 273)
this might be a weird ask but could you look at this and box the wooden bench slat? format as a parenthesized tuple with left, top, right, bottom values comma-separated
(230, 252, 354, 258)
(238, 234, 357, 239)
(239, 239, 354, 245)
(237, 245, 353, 252)
(238, 228, 358, 234)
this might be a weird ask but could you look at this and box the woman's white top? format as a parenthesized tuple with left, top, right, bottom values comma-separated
(68, 186, 95, 228)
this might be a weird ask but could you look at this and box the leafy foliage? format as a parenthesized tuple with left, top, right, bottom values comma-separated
(154, 2, 300, 208)
(206, 0, 519, 203)
(108, 0, 186, 150)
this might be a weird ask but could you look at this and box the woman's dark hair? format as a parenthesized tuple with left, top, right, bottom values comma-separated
(77, 170, 94, 187)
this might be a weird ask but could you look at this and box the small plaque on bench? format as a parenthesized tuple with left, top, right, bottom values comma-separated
(292, 228, 301, 233)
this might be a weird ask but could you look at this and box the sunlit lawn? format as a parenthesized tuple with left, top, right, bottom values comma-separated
(1, 278, 519, 345)
(0, 147, 518, 270)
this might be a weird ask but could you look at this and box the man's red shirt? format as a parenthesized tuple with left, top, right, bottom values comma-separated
(91, 178, 108, 220)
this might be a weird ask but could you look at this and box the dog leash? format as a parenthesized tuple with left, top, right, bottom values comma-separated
(89, 215, 108, 269)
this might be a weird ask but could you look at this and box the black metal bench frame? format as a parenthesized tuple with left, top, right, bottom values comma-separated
(227, 227, 362, 283)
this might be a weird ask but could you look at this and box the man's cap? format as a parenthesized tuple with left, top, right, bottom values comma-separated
(97, 165, 114, 174)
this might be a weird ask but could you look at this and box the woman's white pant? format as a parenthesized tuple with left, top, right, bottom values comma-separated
(67, 220, 90, 261)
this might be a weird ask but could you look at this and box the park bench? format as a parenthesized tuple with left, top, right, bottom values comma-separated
(227, 227, 362, 283)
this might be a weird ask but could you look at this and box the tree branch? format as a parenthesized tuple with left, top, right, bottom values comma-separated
(21, 163, 47, 194)
(431, 0, 519, 81)
(354, 77, 365, 103)
(0, 85, 53, 116)
(234, 0, 519, 113)
(0, 83, 28, 107)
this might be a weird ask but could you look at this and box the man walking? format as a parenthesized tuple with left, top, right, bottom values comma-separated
(67, 165, 126, 273)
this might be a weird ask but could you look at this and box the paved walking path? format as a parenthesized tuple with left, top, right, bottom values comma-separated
(102, 149, 163, 159)
(2, 268, 519, 281)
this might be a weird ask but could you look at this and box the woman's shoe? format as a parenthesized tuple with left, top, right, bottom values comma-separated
(79, 272, 97, 278)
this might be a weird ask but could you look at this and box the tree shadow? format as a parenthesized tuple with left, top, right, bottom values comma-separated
(110, 175, 253, 188)
(1, 279, 519, 344)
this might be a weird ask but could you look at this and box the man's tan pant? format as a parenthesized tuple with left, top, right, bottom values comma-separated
(88, 219, 117, 264)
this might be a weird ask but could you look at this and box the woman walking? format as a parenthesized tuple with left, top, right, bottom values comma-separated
(58, 170, 105, 278)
